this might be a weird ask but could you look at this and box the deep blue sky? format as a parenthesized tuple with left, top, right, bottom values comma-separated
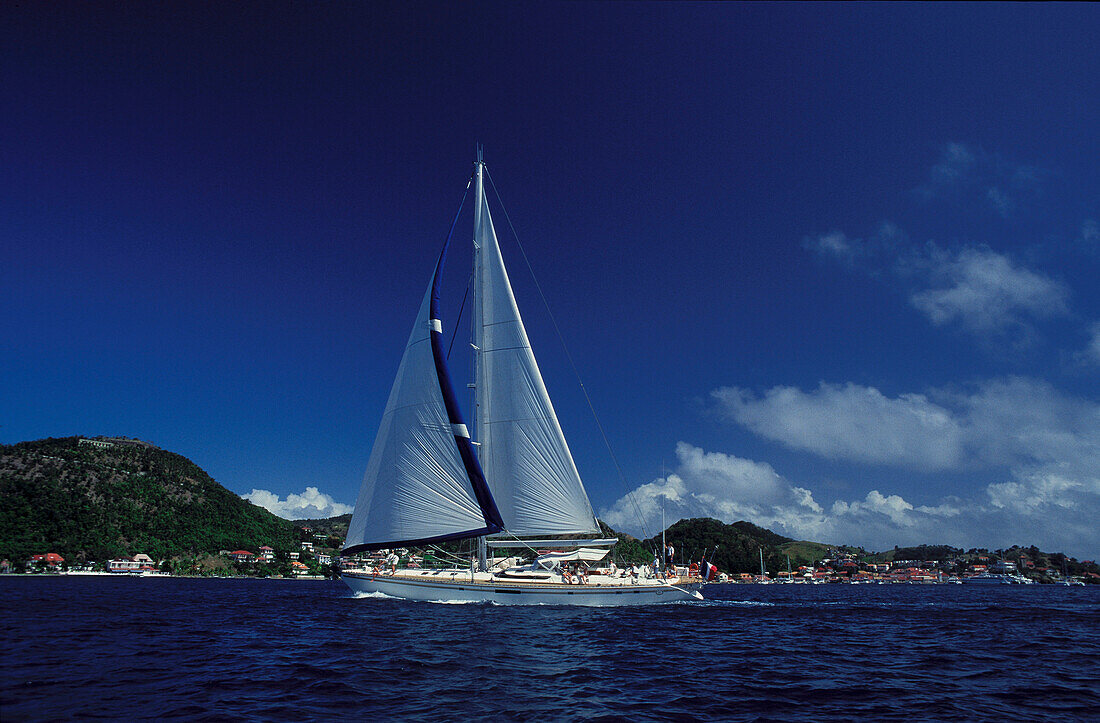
(3, 3, 1098, 557)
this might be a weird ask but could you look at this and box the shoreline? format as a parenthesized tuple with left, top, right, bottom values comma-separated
(2, 572, 335, 581)
(2, 572, 1091, 585)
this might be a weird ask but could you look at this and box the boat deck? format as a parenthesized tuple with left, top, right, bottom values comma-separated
(345, 567, 703, 590)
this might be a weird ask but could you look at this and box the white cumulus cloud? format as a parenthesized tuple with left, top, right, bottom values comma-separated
(909, 245, 1068, 333)
(715, 376, 1099, 474)
(600, 445, 973, 552)
(601, 443, 826, 540)
(603, 442, 1099, 556)
(807, 224, 1070, 342)
(242, 486, 353, 520)
(712, 383, 964, 471)
(602, 377, 1100, 556)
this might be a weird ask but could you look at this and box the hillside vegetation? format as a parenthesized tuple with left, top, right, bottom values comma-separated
(292, 512, 351, 538)
(638, 518, 797, 573)
(866, 543, 1097, 579)
(0, 437, 298, 563)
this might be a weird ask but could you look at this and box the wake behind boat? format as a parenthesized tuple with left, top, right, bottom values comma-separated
(341, 152, 702, 605)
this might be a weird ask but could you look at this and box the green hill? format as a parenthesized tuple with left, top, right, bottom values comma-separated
(777, 540, 870, 567)
(0, 436, 298, 564)
(292, 512, 351, 538)
(638, 517, 796, 574)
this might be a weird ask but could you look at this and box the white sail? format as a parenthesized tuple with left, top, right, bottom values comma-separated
(344, 276, 499, 553)
(473, 163, 601, 537)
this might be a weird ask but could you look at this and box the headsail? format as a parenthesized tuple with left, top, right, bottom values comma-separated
(343, 238, 503, 555)
(472, 162, 601, 537)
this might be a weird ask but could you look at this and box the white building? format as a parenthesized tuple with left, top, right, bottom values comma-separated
(78, 438, 115, 449)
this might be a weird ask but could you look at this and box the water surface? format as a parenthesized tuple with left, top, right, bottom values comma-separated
(2, 577, 1097, 721)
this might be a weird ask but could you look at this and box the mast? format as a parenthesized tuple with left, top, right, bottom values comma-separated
(471, 145, 485, 450)
(473, 147, 488, 572)
(660, 461, 666, 573)
(472, 151, 488, 476)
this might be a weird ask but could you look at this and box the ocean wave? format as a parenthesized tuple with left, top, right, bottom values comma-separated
(351, 590, 398, 600)
(704, 599, 776, 607)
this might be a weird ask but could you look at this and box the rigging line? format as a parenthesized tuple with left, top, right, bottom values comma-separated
(484, 167, 651, 541)
(446, 273, 473, 360)
(445, 173, 475, 244)
(501, 531, 543, 560)
(440, 170, 474, 360)
(435, 168, 475, 311)
(428, 545, 470, 566)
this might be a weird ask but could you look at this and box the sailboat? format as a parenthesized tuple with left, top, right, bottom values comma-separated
(340, 152, 703, 605)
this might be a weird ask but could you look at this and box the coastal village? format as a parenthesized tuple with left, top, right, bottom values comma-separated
(749, 550, 1094, 585)
(4, 524, 343, 579)
(7, 533, 1096, 585)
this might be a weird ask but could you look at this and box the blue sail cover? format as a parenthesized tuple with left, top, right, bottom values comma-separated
(343, 245, 503, 555)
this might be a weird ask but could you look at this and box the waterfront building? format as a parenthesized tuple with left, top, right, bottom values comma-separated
(106, 555, 155, 573)
(29, 553, 65, 570)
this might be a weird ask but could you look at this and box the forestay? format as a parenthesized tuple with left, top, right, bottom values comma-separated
(473, 163, 601, 537)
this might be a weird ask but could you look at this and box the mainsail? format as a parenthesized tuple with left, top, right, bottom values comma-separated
(343, 240, 503, 554)
(472, 162, 601, 537)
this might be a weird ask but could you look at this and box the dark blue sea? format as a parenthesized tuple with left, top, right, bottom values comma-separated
(2, 577, 1097, 722)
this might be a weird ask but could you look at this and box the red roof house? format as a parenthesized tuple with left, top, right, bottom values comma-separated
(30, 553, 65, 567)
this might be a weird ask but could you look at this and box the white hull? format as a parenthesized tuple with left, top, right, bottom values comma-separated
(964, 574, 1015, 584)
(342, 570, 703, 606)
